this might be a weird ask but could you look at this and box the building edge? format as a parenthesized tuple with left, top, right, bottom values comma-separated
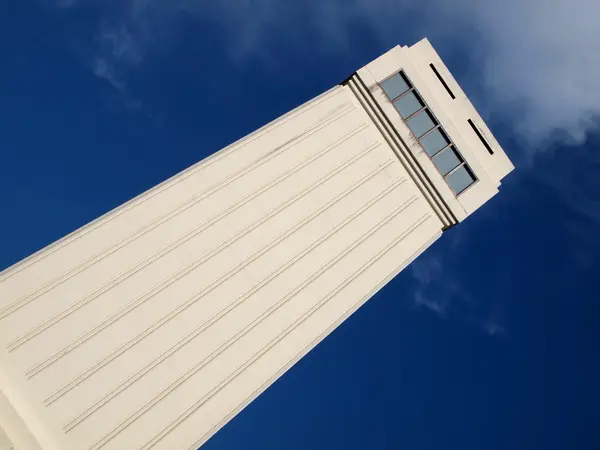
(342, 72, 459, 230)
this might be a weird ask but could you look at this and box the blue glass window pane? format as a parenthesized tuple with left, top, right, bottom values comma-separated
(433, 147, 462, 175)
(381, 74, 410, 100)
(407, 110, 436, 137)
(419, 128, 449, 156)
(446, 165, 476, 194)
(393, 91, 423, 118)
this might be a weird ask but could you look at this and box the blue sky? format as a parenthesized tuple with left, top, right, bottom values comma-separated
(1, 1, 600, 449)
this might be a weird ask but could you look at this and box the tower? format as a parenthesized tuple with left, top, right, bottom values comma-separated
(0, 38, 513, 450)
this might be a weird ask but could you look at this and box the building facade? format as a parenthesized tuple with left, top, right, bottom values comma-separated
(0, 39, 513, 450)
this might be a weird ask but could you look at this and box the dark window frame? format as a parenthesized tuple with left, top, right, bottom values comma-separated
(379, 70, 478, 196)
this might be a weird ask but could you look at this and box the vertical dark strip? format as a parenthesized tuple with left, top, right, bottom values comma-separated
(429, 63, 456, 99)
(468, 119, 494, 155)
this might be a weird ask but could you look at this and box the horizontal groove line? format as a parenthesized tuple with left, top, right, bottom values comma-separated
(86, 193, 422, 450)
(348, 76, 457, 227)
(187, 214, 431, 450)
(169, 214, 431, 450)
(0, 87, 348, 283)
(9, 122, 369, 352)
(50, 161, 398, 409)
(347, 78, 450, 222)
(139, 213, 431, 450)
(26, 141, 380, 379)
(0, 105, 357, 322)
(60, 170, 404, 428)
(1, 103, 353, 308)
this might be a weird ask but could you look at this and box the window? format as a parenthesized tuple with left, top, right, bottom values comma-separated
(419, 128, 449, 156)
(380, 71, 477, 196)
(468, 119, 494, 155)
(446, 165, 476, 195)
(430, 63, 456, 99)
(393, 91, 424, 119)
(407, 110, 436, 137)
(381, 73, 410, 101)
(433, 147, 462, 175)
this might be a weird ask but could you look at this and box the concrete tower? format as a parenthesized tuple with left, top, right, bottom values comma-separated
(0, 38, 513, 450)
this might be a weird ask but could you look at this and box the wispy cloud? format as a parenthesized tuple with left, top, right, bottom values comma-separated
(53, 0, 167, 121)
(409, 252, 504, 337)
(91, 55, 124, 92)
(457, 0, 600, 147)
(410, 256, 449, 317)
(96, 22, 143, 67)
(55, 0, 600, 144)
(52, 0, 598, 332)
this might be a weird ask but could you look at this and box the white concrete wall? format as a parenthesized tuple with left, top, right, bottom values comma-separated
(0, 82, 444, 450)
(0, 422, 16, 450)
(359, 39, 514, 219)
(408, 39, 514, 183)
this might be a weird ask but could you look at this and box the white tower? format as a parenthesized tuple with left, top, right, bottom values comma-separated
(0, 39, 513, 450)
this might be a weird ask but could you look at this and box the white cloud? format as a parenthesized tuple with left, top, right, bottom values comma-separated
(414, 290, 448, 318)
(410, 256, 448, 317)
(483, 320, 505, 338)
(54, 0, 598, 331)
(409, 252, 508, 336)
(457, 0, 600, 146)
(91, 56, 125, 92)
(56, 0, 600, 145)
(97, 23, 142, 66)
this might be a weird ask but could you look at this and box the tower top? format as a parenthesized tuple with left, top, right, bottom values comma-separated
(346, 38, 514, 222)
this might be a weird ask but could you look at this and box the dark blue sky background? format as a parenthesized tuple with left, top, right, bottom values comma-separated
(1, 2, 599, 450)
